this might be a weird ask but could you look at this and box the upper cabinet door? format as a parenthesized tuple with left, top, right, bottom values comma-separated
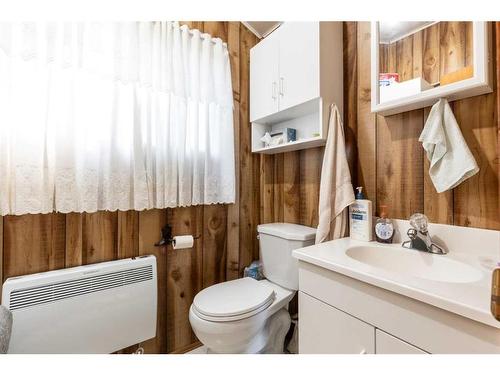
(250, 30, 279, 122)
(278, 22, 320, 112)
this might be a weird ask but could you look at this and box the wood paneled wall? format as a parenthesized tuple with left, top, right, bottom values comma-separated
(0, 22, 259, 354)
(258, 21, 499, 232)
(379, 22, 473, 85)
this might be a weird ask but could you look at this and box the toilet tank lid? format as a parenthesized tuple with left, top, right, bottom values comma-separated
(257, 223, 316, 241)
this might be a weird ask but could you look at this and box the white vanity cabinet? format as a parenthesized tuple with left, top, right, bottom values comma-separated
(375, 330, 427, 354)
(298, 261, 500, 354)
(299, 292, 375, 354)
(299, 291, 426, 354)
(249, 22, 343, 154)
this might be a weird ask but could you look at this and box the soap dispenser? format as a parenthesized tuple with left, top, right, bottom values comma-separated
(375, 205, 394, 243)
(349, 187, 373, 242)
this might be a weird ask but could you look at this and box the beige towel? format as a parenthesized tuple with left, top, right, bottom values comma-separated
(315, 104, 355, 244)
(419, 98, 479, 193)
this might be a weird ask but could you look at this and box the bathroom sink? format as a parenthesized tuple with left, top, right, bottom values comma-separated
(345, 245, 483, 284)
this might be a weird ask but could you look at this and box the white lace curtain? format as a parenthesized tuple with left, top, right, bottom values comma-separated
(0, 21, 235, 215)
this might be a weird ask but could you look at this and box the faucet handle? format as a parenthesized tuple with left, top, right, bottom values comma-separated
(409, 213, 429, 233)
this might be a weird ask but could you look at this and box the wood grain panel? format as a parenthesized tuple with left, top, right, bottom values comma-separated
(202, 204, 227, 288)
(228, 22, 241, 101)
(396, 36, 413, 81)
(357, 22, 377, 205)
(226, 100, 241, 281)
(453, 94, 500, 229)
(82, 212, 117, 265)
(166, 206, 203, 352)
(65, 213, 83, 267)
(117, 211, 139, 259)
(299, 148, 323, 228)
(422, 23, 440, 85)
(3, 214, 65, 279)
(239, 25, 258, 273)
(260, 154, 274, 224)
(412, 31, 423, 79)
(344, 22, 358, 183)
(376, 111, 424, 218)
(497, 22, 500, 211)
(283, 151, 301, 224)
(273, 153, 285, 222)
(439, 22, 468, 78)
(138, 209, 168, 354)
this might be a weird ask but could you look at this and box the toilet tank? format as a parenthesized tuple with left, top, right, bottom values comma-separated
(257, 223, 316, 290)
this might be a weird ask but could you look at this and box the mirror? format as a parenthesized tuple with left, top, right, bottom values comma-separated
(378, 21, 474, 103)
(372, 21, 488, 113)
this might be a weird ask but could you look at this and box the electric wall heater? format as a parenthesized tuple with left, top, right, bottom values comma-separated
(1, 255, 157, 353)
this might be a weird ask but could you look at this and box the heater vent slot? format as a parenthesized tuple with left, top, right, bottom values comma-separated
(9, 265, 153, 311)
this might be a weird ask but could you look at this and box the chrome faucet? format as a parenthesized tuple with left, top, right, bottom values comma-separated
(402, 213, 448, 255)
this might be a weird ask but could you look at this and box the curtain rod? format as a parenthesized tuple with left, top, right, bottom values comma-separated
(176, 23, 228, 48)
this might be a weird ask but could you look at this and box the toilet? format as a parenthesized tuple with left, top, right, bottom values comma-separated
(189, 223, 316, 353)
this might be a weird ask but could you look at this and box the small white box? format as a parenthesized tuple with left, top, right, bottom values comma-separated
(380, 77, 433, 103)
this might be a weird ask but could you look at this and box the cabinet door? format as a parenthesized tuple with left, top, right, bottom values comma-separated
(278, 22, 320, 112)
(299, 292, 375, 354)
(375, 329, 427, 354)
(249, 29, 279, 122)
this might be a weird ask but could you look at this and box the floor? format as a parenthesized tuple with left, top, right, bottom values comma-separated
(186, 345, 208, 354)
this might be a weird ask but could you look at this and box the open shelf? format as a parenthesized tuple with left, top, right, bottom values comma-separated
(251, 97, 327, 154)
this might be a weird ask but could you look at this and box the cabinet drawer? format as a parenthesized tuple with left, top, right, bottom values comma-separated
(376, 329, 427, 354)
(299, 291, 375, 354)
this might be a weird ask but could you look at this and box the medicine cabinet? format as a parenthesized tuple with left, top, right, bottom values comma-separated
(371, 22, 492, 116)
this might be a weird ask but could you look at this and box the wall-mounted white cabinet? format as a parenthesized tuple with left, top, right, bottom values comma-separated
(250, 22, 343, 154)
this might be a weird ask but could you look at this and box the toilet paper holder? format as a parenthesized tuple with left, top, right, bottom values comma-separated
(154, 224, 200, 247)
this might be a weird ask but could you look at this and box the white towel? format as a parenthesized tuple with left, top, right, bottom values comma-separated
(315, 104, 355, 244)
(419, 98, 479, 193)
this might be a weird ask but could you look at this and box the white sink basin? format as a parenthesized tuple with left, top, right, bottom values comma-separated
(345, 245, 483, 284)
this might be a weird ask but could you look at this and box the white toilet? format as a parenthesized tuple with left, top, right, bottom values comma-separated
(189, 222, 316, 353)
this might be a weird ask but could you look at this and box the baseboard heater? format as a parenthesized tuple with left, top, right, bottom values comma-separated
(1, 255, 157, 354)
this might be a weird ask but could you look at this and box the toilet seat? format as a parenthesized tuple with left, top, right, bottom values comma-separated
(192, 277, 275, 322)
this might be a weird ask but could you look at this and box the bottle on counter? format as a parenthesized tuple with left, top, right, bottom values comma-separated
(349, 187, 373, 242)
(374, 205, 395, 244)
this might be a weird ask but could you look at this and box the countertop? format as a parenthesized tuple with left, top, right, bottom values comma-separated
(293, 238, 500, 329)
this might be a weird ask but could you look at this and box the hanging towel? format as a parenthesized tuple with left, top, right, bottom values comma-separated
(419, 98, 479, 193)
(315, 104, 355, 244)
(0, 306, 12, 354)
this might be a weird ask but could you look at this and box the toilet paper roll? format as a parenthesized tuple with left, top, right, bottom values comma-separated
(172, 235, 194, 250)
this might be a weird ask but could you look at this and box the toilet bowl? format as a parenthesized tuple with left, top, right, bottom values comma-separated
(189, 223, 316, 354)
(189, 278, 294, 353)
